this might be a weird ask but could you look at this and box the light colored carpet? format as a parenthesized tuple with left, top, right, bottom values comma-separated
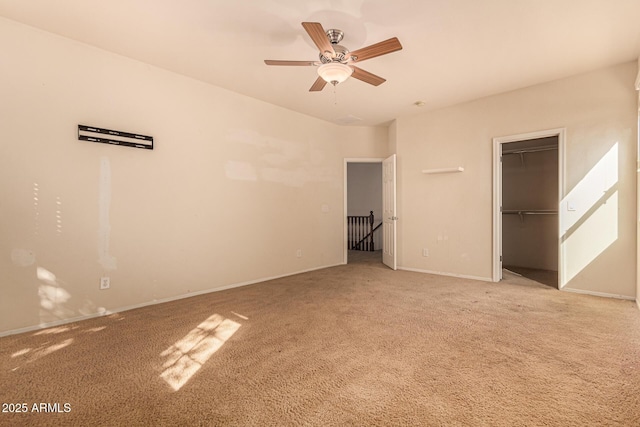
(1, 251, 639, 426)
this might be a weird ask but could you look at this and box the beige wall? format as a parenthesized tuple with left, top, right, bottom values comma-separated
(0, 18, 388, 334)
(396, 61, 638, 297)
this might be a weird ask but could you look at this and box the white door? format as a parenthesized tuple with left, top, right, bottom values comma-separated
(497, 150, 503, 279)
(382, 154, 397, 270)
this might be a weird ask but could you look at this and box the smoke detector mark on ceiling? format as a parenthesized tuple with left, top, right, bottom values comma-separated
(335, 115, 363, 125)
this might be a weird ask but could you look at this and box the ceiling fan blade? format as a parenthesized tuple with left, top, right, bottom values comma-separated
(350, 66, 386, 86)
(302, 22, 335, 58)
(347, 37, 402, 62)
(309, 76, 328, 92)
(264, 60, 318, 66)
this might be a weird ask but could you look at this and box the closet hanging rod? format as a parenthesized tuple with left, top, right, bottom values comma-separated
(502, 210, 558, 215)
(502, 146, 557, 155)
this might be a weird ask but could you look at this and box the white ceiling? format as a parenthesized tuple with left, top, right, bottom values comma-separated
(1, 0, 639, 127)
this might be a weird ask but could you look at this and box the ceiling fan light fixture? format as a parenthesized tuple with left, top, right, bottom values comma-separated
(318, 62, 353, 85)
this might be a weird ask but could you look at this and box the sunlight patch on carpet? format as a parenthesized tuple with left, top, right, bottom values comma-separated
(33, 326, 73, 335)
(159, 314, 240, 391)
(231, 311, 249, 320)
(10, 338, 74, 366)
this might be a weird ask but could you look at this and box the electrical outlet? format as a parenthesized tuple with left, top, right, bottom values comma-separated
(100, 276, 110, 290)
(422, 248, 429, 257)
(296, 249, 302, 258)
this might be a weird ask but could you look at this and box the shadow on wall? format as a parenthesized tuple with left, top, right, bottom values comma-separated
(560, 142, 618, 286)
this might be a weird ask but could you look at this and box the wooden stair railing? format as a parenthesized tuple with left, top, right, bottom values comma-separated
(347, 211, 380, 251)
(353, 223, 382, 251)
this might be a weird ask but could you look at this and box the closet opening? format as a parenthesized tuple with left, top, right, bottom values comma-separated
(492, 129, 565, 288)
(502, 137, 558, 287)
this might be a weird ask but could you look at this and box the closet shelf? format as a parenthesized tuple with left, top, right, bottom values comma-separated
(502, 146, 557, 155)
(503, 210, 558, 223)
(502, 145, 557, 167)
(421, 167, 464, 174)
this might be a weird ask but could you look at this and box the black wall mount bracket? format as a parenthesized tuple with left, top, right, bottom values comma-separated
(78, 125, 154, 150)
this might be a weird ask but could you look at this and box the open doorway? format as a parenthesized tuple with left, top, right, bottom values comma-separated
(345, 161, 383, 265)
(493, 129, 565, 288)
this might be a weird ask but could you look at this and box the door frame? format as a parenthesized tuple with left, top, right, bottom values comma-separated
(343, 158, 385, 265)
(492, 128, 566, 286)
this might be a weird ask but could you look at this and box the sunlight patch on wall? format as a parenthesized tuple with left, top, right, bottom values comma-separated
(561, 143, 618, 284)
(37, 267, 74, 323)
(159, 314, 240, 391)
(37, 267, 58, 286)
(38, 283, 71, 312)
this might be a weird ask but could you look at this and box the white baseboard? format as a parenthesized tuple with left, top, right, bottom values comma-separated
(398, 268, 636, 301)
(398, 266, 493, 283)
(560, 286, 636, 301)
(0, 263, 341, 338)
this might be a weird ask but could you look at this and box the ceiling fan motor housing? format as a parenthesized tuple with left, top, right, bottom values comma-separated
(326, 29, 344, 44)
(318, 29, 351, 63)
(319, 44, 350, 63)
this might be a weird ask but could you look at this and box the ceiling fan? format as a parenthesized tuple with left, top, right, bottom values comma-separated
(264, 22, 402, 92)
